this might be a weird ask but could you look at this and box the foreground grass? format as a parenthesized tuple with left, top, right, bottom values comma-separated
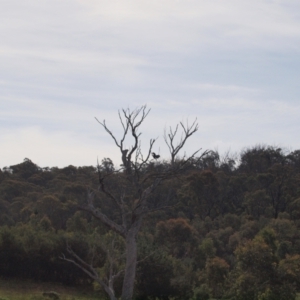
(1, 279, 300, 300)
(0, 278, 101, 300)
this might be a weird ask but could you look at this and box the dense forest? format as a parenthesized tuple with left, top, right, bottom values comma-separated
(1, 145, 300, 299)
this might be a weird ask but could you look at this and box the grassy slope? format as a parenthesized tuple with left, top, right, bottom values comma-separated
(0, 279, 101, 300)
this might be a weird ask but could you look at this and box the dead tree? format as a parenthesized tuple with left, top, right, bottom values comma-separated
(62, 105, 208, 300)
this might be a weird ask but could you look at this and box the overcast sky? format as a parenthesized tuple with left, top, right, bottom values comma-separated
(1, 0, 300, 168)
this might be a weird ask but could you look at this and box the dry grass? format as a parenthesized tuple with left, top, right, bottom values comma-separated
(0, 278, 100, 300)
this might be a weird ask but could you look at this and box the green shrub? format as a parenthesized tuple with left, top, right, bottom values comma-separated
(191, 284, 210, 300)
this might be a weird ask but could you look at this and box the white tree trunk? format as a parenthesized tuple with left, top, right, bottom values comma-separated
(121, 220, 141, 300)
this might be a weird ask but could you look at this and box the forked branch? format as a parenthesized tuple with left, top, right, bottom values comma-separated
(61, 244, 121, 300)
(79, 191, 126, 237)
(96, 105, 153, 175)
(164, 118, 199, 165)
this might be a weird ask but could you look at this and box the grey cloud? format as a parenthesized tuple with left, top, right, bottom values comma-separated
(1, 0, 300, 168)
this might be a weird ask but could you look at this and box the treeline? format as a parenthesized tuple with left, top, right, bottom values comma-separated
(1, 145, 300, 299)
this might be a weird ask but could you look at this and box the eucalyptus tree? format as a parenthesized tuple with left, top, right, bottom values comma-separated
(62, 105, 208, 300)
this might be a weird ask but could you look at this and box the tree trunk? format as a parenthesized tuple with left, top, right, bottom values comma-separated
(103, 284, 118, 300)
(121, 222, 140, 300)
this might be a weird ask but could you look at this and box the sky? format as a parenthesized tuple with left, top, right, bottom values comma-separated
(1, 0, 300, 169)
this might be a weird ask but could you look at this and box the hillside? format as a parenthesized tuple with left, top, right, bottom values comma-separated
(1, 145, 300, 299)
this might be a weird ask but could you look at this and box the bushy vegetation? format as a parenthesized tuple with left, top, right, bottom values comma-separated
(1, 145, 300, 299)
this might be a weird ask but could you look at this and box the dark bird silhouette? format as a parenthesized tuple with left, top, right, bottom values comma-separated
(152, 152, 160, 159)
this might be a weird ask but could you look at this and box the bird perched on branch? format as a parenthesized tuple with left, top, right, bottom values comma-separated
(152, 152, 160, 159)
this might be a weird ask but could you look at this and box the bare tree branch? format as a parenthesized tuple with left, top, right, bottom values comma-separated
(95, 118, 121, 149)
(123, 106, 151, 169)
(97, 161, 121, 208)
(79, 191, 126, 237)
(61, 244, 120, 300)
(164, 118, 199, 165)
